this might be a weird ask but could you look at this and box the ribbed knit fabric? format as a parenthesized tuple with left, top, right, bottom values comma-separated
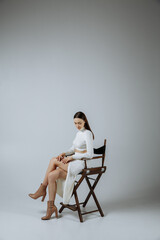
(65, 127, 94, 160)
(56, 127, 94, 204)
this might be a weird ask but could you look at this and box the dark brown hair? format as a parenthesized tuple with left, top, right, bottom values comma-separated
(73, 111, 95, 140)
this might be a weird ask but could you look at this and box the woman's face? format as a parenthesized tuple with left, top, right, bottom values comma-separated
(74, 118, 85, 130)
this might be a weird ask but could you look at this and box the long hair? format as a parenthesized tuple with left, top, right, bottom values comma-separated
(73, 111, 95, 140)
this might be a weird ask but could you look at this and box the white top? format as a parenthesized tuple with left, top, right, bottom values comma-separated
(65, 127, 94, 160)
(56, 127, 94, 204)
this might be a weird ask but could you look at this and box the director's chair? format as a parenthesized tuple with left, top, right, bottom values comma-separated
(59, 139, 107, 222)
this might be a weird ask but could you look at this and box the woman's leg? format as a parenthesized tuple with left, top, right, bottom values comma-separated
(42, 157, 57, 186)
(29, 158, 68, 202)
(47, 168, 67, 201)
(42, 157, 69, 186)
(41, 168, 67, 220)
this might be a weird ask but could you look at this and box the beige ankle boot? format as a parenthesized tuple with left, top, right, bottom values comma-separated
(28, 183, 47, 201)
(41, 200, 58, 220)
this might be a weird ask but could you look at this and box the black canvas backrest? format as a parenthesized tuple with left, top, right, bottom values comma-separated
(93, 145, 106, 155)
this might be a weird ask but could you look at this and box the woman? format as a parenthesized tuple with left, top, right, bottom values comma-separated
(28, 111, 94, 220)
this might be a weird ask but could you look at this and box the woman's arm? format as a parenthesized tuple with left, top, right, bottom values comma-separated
(64, 143, 75, 156)
(72, 131, 94, 160)
(61, 155, 74, 164)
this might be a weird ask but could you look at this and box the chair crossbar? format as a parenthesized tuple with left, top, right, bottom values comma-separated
(92, 156, 103, 159)
(59, 202, 77, 211)
(76, 176, 95, 182)
(87, 177, 96, 181)
(81, 209, 99, 215)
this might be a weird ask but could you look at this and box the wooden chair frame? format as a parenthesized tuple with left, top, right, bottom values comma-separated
(59, 139, 107, 222)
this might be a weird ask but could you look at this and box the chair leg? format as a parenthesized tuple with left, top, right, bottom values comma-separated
(59, 205, 65, 213)
(58, 176, 85, 219)
(83, 174, 102, 208)
(74, 190, 83, 222)
(85, 176, 104, 217)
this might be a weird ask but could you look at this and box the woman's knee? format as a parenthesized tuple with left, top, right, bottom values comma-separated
(50, 157, 57, 165)
(48, 169, 60, 182)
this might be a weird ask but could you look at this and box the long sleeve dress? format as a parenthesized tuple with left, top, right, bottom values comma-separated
(56, 127, 94, 204)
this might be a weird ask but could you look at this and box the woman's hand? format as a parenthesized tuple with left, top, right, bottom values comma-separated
(56, 152, 66, 162)
(61, 156, 73, 164)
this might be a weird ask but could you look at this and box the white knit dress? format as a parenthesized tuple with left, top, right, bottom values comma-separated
(56, 127, 94, 204)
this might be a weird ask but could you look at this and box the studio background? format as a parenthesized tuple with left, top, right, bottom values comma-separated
(0, 0, 160, 239)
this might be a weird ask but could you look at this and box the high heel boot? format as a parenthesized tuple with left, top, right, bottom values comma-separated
(28, 183, 47, 201)
(41, 200, 58, 220)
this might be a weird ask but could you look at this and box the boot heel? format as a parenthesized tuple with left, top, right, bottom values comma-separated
(55, 208, 58, 218)
(41, 194, 46, 202)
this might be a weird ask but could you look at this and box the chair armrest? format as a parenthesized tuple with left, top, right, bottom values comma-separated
(81, 156, 103, 161)
(80, 166, 106, 175)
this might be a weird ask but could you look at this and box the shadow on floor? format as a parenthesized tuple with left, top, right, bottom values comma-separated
(99, 196, 160, 214)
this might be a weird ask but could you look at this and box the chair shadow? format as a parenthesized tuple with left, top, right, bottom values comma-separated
(97, 196, 160, 215)
(31, 196, 160, 222)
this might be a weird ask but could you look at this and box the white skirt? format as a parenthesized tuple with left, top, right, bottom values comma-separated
(56, 159, 85, 204)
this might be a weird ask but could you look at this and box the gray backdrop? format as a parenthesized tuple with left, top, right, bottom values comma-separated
(0, 0, 160, 209)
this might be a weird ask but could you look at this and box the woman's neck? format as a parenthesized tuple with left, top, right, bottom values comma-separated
(79, 127, 85, 132)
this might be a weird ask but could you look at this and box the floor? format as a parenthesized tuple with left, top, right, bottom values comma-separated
(1, 196, 160, 240)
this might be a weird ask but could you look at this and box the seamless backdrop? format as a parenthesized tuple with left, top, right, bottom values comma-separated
(0, 0, 160, 210)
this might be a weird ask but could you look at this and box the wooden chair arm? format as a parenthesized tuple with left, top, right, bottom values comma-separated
(80, 166, 106, 175)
